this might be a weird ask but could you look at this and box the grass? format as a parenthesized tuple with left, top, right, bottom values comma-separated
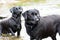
(7, 0, 46, 8)
(57, 4, 60, 7)
(0, 34, 23, 40)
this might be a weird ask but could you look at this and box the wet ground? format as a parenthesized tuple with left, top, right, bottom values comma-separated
(0, 34, 23, 40)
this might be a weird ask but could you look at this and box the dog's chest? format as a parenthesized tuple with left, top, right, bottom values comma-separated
(15, 18, 21, 24)
(12, 17, 20, 23)
(9, 19, 17, 26)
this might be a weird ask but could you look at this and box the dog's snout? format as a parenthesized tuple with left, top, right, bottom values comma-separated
(36, 18, 39, 21)
(19, 9, 23, 12)
(34, 16, 39, 21)
(18, 7, 23, 12)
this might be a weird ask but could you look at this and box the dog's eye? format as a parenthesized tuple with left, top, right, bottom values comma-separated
(16, 8, 18, 10)
(32, 13, 34, 15)
(19, 7, 20, 9)
(35, 13, 37, 15)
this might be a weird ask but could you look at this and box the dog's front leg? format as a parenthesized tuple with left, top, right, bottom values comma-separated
(51, 34, 56, 40)
(17, 29, 20, 37)
(36, 38, 42, 40)
(0, 25, 2, 36)
(17, 24, 21, 37)
(35, 35, 42, 40)
(9, 28, 15, 36)
(30, 36, 35, 40)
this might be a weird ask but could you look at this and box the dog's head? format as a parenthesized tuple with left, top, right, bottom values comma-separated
(23, 9, 40, 24)
(10, 6, 23, 18)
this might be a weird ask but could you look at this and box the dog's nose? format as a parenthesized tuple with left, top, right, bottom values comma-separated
(19, 9, 23, 12)
(35, 16, 39, 21)
(36, 18, 39, 21)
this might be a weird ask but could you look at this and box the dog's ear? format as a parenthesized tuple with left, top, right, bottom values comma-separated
(10, 7, 15, 13)
(37, 10, 39, 14)
(10, 8, 13, 13)
(34, 9, 39, 14)
(22, 11, 28, 20)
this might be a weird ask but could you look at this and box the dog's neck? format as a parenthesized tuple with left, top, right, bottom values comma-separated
(25, 20, 39, 30)
(11, 16, 21, 24)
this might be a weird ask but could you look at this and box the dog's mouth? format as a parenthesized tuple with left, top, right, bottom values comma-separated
(20, 12, 22, 14)
(13, 14, 20, 18)
(27, 20, 39, 25)
(12, 12, 22, 18)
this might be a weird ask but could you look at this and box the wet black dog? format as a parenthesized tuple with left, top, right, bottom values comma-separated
(22, 9, 40, 40)
(23, 9, 60, 40)
(0, 6, 23, 37)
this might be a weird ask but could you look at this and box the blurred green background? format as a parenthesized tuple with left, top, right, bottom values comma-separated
(0, 0, 46, 7)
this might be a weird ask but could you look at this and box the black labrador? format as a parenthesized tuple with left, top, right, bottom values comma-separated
(22, 9, 60, 40)
(0, 6, 23, 37)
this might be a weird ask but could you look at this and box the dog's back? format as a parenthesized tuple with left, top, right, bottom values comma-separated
(0, 17, 16, 33)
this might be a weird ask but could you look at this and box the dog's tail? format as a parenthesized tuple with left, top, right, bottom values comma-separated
(0, 17, 6, 19)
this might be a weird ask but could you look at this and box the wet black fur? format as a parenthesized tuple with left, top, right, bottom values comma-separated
(0, 6, 23, 37)
(23, 9, 60, 40)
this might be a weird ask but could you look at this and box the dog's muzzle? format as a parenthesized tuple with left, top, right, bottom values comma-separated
(36, 18, 39, 21)
(19, 9, 23, 12)
(34, 16, 40, 21)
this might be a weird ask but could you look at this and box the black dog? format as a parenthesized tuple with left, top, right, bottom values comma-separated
(22, 9, 40, 40)
(23, 9, 60, 40)
(0, 6, 23, 37)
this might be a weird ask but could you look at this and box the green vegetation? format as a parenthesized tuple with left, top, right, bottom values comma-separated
(33, 0, 46, 3)
(57, 4, 60, 7)
(7, 0, 46, 8)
